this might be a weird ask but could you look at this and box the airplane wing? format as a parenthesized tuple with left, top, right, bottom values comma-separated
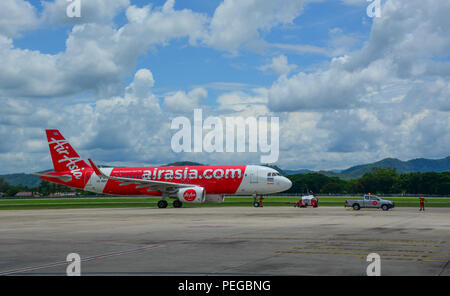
(88, 159, 193, 193)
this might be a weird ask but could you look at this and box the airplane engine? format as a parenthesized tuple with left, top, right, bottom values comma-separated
(177, 187, 205, 203)
(205, 194, 225, 203)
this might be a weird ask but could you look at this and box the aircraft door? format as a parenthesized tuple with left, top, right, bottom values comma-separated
(249, 167, 258, 183)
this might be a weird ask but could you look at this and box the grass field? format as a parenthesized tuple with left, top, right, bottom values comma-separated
(0, 196, 449, 210)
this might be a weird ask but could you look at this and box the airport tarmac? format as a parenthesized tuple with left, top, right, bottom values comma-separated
(0, 206, 449, 276)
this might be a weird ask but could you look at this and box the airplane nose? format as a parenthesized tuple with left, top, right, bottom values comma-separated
(282, 177, 292, 191)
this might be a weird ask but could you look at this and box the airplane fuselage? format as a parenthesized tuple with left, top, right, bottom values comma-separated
(42, 165, 292, 196)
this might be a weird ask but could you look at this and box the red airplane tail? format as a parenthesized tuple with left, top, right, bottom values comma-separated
(45, 129, 90, 172)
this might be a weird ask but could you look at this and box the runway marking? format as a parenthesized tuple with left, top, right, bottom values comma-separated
(0, 244, 163, 276)
(261, 237, 450, 264)
(288, 246, 450, 254)
(221, 237, 447, 245)
(356, 256, 450, 263)
(274, 250, 432, 258)
(273, 250, 450, 263)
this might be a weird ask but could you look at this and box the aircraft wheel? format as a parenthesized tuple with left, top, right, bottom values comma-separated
(173, 200, 183, 208)
(157, 200, 168, 208)
(253, 202, 260, 207)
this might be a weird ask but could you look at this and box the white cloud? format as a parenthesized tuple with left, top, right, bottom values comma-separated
(0, 1, 208, 99)
(268, 0, 450, 112)
(163, 88, 208, 114)
(264, 0, 450, 167)
(0, 68, 172, 173)
(258, 55, 298, 76)
(42, 0, 130, 25)
(0, 0, 449, 174)
(205, 0, 305, 53)
(216, 91, 268, 115)
(269, 43, 330, 56)
(0, 0, 40, 37)
(268, 56, 393, 111)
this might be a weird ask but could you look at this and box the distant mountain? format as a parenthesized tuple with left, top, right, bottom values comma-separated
(0, 173, 42, 188)
(284, 169, 313, 175)
(336, 157, 450, 179)
(288, 156, 450, 179)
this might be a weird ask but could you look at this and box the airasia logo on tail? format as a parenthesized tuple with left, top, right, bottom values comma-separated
(183, 189, 197, 202)
(49, 137, 83, 179)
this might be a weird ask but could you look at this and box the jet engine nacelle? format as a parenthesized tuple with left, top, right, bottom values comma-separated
(177, 187, 205, 203)
(205, 194, 225, 203)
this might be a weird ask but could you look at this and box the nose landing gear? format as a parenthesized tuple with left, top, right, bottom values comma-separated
(252, 194, 262, 207)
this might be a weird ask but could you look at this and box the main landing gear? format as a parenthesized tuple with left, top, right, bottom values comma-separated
(157, 199, 183, 208)
(173, 200, 183, 208)
(157, 200, 168, 208)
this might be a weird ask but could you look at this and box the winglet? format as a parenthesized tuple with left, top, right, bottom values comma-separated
(88, 158, 106, 177)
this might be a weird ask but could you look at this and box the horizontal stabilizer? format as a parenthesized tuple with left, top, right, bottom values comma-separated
(32, 172, 73, 182)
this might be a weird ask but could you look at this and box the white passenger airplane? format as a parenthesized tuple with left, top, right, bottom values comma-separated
(35, 129, 292, 208)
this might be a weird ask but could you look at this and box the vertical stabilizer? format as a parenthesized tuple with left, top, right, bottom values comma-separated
(45, 129, 89, 172)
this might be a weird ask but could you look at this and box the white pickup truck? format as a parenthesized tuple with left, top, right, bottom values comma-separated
(345, 195, 395, 211)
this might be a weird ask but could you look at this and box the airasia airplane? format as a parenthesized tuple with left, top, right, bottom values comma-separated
(34, 129, 292, 208)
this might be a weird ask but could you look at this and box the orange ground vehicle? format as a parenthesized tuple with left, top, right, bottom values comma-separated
(288, 195, 318, 208)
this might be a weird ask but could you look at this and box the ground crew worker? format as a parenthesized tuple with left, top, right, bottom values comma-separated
(259, 196, 263, 207)
(419, 195, 426, 211)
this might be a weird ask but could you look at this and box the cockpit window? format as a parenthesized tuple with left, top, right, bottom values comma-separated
(268, 172, 281, 176)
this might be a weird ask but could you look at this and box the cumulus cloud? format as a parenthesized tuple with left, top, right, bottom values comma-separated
(41, 0, 130, 25)
(163, 88, 208, 114)
(268, 0, 450, 112)
(0, 1, 208, 99)
(264, 0, 450, 168)
(0, 0, 449, 173)
(258, 55, 298, 76)
(216, 90, 268, 115)
(0, 0, 40, 37)
(0, 68, 173, 173)
(205, 0, 305, 53)
(268, 56, 393, 111)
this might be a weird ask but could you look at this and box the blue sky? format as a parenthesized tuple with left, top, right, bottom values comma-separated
(13, 0, 371, 94)
(0, 0, 449, 174)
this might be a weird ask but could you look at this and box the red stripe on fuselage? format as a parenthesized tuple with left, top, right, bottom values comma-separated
(102, 166, 247, 196)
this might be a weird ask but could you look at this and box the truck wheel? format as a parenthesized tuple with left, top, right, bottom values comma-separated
(353, 204, 360, 211)
(381, 204, 389, 211)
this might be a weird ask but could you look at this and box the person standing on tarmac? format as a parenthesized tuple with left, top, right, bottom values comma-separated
(419, 195, 426, 211)
(259, 196, 263, 207)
